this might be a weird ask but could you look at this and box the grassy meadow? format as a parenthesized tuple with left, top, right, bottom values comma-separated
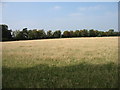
(2, 37, 118, 88)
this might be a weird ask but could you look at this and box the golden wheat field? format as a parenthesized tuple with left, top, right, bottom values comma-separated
(2, 37, 118, 88)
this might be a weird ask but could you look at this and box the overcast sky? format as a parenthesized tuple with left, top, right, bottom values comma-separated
(2, 2, 118, 31)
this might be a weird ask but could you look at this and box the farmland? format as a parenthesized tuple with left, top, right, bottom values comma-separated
(2, 37, 118, 88)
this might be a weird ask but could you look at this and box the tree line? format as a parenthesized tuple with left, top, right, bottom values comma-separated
(0, 24, 120, 41)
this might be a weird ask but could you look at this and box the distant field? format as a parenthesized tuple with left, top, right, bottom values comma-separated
(2, 37, 118, 88)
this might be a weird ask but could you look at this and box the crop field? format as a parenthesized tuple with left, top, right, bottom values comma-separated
(2, 37, 118, 88)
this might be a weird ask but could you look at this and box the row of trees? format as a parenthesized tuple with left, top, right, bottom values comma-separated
(1, 24, 120, 41)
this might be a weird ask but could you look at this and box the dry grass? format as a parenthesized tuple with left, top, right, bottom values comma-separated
(2, 37, 118, 88)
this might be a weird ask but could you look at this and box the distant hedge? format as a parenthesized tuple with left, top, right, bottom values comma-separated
(1, 24, 120, 41)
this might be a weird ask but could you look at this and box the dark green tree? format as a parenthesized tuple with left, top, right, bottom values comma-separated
(53, 30, 61, 38)
(63, 31, 70, 38)
(22, 28, 29, 39)
(14, 28, 29, 40)
(12, 30, 21, 40)
(108, 29, 114, 36)
(47, 30, 53, 38)
(69, 31, 74, 37)
(0, 24, 12, 41)
(28, 30, 35, 39)
(37, 29, 46, 39)
(74, 30, 81, 37)
(89, 29, 96, 37)
(80, 29, 88, 37)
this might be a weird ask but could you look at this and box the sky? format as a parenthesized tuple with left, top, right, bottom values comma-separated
(2, 2, 118, 31)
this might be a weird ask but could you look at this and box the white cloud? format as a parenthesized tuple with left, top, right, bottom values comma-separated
(78, 5, 103, 11)
(53, 6, 61, 10)
(69, 5, 105, 17)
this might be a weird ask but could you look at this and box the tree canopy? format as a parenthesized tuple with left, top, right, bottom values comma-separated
(0, 24, 12, 41)
(0, 24, 119, 41)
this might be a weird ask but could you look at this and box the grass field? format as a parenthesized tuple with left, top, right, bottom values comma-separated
(2, 37, 118, 88)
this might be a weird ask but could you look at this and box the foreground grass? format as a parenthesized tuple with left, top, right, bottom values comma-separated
(2, 37, 118, 88)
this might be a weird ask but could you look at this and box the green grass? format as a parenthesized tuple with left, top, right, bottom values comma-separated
(2, 37, 118, 88)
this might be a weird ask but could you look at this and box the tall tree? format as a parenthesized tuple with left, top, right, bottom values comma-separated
(80, 29, 88, 37)
(47, 30, 53, 38)
(53, 30, 61, 38)
(14, 28, 29, 40)
(69, 31, 74, 37)
(74, 30, 81, 37)
(63, 31, 70, 38)
(37, 29, 46, 39)
(108, 29, 114, 36)
(89, 29, 96, 37)
(12, 30, 21, 40)
(0, 24, 12, 41)
(22, 28, 29, 39)
(28, 30, 34, 39)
